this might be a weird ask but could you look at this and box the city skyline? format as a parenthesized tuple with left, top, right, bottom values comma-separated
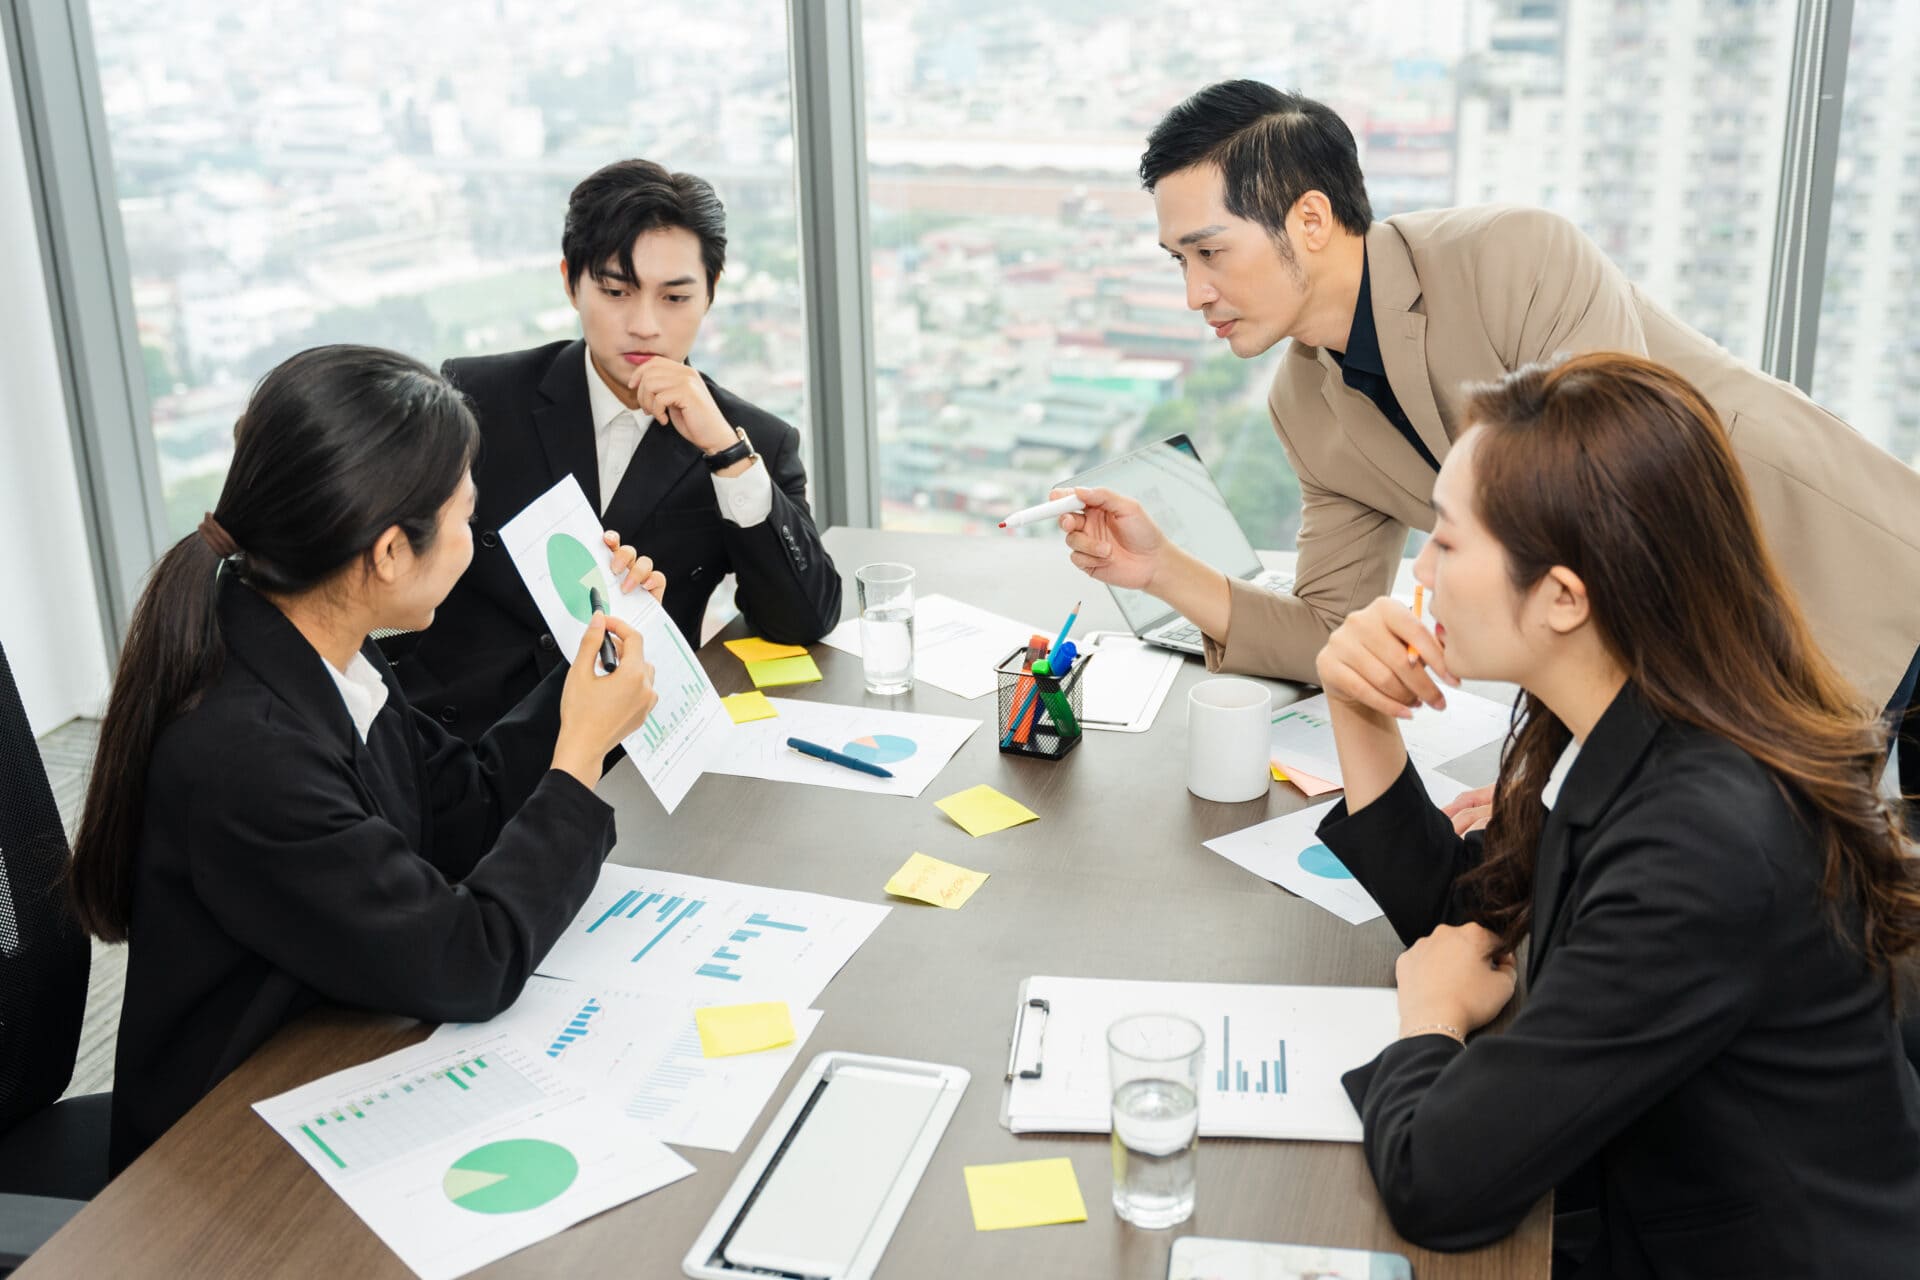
(87, 0, 1917, 553)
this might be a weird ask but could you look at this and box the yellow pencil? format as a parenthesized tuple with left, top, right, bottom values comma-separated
(1407, 585, 1424, 663)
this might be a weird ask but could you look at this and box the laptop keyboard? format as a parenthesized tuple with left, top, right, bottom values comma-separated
(1143, 572, 1292, 654)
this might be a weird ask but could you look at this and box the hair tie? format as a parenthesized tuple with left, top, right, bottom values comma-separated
(198, 512, 240, 559)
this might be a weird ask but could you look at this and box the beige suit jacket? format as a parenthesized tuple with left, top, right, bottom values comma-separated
(1207, 204, 1920, 706)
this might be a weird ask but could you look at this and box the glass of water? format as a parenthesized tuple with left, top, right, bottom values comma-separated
(855, 562, 915, 694)
(1107, 1012, 1202, 1229)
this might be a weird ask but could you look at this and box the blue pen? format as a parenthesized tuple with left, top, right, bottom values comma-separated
(786, 736, 894, 779)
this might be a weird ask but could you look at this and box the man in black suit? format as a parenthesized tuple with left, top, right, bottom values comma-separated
(387, 159, 841, 740)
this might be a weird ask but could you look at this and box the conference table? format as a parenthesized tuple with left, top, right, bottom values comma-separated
(23, 528, 1549, 1279)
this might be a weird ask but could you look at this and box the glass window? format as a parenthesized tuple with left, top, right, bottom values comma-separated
(863, 0, 1799, 550)
(1812, 0, 1920, 467)
(89, 0, 809, 539)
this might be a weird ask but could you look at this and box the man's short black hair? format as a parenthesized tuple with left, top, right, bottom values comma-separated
(1140, 81, 1373, 242)
(562, 159, 727, 298)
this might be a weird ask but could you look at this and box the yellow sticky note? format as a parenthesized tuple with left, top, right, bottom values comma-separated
(886, 852, 989, 909)
(963, 1157, 1088, 1231)
(934, 785, 1039, 837)
(725, 636, 810, 664)
(722, 691, 778, 724)
(1271, 764, 1289, 781)
(745, 654, 823, 688)
(694, 1002, 796, 1058)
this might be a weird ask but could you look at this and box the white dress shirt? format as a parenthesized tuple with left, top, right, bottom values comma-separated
(584, 346, 772, 526)
(1539, 739, 1581, 810)
(323, 650, 391, 743)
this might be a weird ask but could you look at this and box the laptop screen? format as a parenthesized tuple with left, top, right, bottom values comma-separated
(1061, 434, 1266, 636)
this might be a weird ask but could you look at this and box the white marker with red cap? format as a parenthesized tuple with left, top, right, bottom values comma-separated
(999, 493, 1087, 529)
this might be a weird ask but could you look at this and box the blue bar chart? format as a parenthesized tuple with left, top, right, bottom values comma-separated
(1216, 1014, 1288, 1096)
(697, 913, 810, 981)
(580, 887, 708, 964)
(545, 998, 602, 1059)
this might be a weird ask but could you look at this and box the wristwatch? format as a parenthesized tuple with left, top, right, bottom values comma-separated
(703, 426, 756, 474)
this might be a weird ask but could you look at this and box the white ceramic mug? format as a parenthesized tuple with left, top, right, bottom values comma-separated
(1186, 678, 1273, 803)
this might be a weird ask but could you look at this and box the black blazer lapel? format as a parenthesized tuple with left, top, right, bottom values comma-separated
(1527, 808, 1579, 984)
(1525, 684, 1667, 981)
(531, 339, 603, 513)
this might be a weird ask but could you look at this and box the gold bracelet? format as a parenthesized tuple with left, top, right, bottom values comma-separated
(1402, 1023, 1465, 1044)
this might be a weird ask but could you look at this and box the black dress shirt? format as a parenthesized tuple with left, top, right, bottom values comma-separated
(1330, 251, 1441, 472)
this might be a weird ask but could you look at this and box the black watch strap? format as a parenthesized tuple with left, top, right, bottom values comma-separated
(704, 426, 755, 473)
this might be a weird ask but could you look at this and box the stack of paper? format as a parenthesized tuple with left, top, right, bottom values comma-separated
(254, 1032, 693, 1280)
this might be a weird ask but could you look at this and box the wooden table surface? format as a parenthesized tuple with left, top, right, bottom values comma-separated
(23, 528, 1547, 1279)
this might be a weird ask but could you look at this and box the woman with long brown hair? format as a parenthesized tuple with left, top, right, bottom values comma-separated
(1311, 351, 1920, 1277)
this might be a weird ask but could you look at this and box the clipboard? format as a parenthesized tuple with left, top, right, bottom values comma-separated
(1077, 631, 1183, 732)
(998, 975, 1400, 1142)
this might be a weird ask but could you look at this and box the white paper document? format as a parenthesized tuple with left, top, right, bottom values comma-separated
(1204, 770, 1470, 925)
(428, 976, 823, 1153)
(1078, 632, 1184, 731)
(499, 474, 730, 813)
(1269, 687, 1514, 786)
(1003, 976, 1399, 1142)
(703, 698, 979, 797)
(535, 865, 891, 1010)
(254, 1031, 693, 1280)
(821, 593, 1041, 699)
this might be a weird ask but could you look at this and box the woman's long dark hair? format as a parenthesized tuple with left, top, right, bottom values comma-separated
(1459, 352, 1920, 989)
(69, 345, 478, 942)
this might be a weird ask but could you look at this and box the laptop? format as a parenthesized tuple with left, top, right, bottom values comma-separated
(1060, 433, 1294, 656)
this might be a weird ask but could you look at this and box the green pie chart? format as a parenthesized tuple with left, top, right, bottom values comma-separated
(442, 1138, 579, 1214)
(546, 533, 611, 625)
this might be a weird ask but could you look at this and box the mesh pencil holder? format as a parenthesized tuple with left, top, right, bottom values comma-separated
(995, 646, 1088, 759)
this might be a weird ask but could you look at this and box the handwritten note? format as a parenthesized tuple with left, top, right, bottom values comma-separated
(885, 853, 989, 909)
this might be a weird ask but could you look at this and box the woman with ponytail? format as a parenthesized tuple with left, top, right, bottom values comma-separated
(71, 345, 666, 1172)
(1310, 352, 1920, 1276)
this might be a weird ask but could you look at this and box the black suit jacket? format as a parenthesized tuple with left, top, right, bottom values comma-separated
(110, 578, 615, 1173)
(388, 338, 841, 741)
(1319, 684, 1920, 1277)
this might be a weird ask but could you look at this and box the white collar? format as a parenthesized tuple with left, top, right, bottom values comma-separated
(1540, 738, 1581, 810)
(323, 650, 390, 743)
(584, 344, 648, 434)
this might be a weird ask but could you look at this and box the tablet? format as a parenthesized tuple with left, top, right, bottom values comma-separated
(1168, 1235, 1414, 1280)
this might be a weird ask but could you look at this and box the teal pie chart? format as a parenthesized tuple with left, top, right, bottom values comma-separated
(843, 734, 918, 766)
(1297, 844, 1356, 880)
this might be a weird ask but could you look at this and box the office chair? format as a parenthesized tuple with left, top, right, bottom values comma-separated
(0, 641, 109, 1272)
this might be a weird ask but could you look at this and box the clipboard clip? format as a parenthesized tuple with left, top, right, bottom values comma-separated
(1004, 997, 1050, 1081)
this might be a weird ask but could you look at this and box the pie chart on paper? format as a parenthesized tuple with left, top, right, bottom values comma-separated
(1297, 844, 1356, 881)
(443, 1138, 578, 1214)
(842, 734, 919, 766)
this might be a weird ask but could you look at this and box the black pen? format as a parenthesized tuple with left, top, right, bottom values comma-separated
(588, 587, 619, 672)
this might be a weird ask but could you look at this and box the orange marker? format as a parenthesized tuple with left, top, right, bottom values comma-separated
(1407, 586, 1424, 664)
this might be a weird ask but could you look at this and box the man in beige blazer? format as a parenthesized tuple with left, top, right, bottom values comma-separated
(1059, 80, 1920, 812)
